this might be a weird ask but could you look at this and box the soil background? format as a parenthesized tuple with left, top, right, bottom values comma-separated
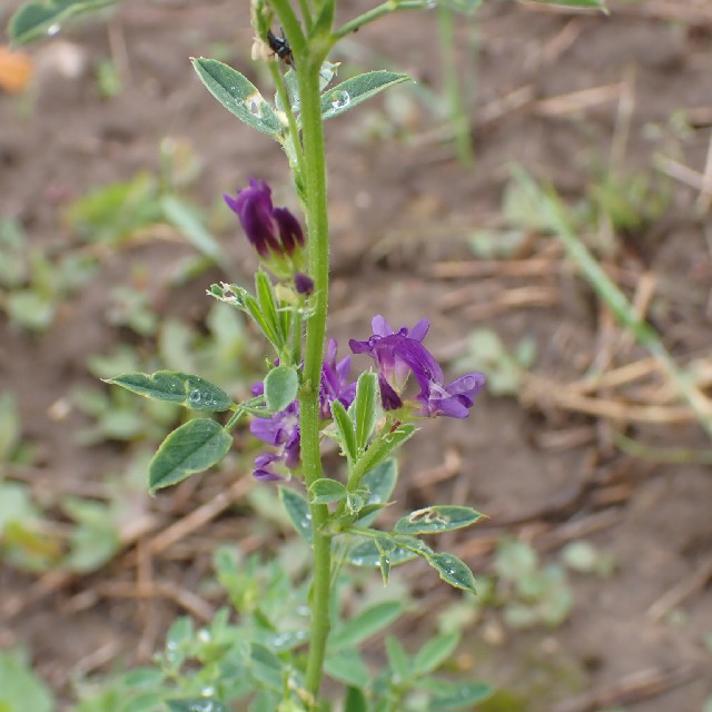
(1, 0, 712, 710)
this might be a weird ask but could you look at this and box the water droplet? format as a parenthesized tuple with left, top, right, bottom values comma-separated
(201, 686, 216, 697)
(197, 628, 211, 643)
(246, 92, 264, 118)
(189, 389, 203, 406)
(330, 90, 350, 111)
(47, 23, 61, 36)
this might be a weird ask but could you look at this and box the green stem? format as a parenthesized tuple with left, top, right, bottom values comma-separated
(333, 0, 427, 40)
(437, 3, 473, 166)
(269, 0, 333, 695)
(268, 61, 306, 183)
(297, 0, 313, 28)
(297, 56, 332, 702)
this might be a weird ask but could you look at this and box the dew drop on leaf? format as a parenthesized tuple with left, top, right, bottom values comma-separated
(331, 90, 351, 110)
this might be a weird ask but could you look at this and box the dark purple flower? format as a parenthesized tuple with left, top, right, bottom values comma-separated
(225, 179, 304, 258)
(294, 272, 314, 295)
(272, 207, 304, 254)
(320, 338, 357, 418)
(350, 314, 485, 418)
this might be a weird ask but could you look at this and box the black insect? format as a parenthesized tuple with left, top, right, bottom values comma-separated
(267, 29, 294, 66)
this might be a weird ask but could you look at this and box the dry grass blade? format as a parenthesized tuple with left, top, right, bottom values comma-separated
(513, 169, 712, 438)
(432, 257, 561, 280)
(613, 432, 712, 465)
(147, 476, 252, 555)
(523, 374, 699, 424)
(534, 83, 622, 117)
(554, 665, 697, 712)
(647, 555, 712, 622)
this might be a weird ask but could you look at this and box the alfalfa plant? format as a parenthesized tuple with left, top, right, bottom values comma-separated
(7, 0, 608, 709)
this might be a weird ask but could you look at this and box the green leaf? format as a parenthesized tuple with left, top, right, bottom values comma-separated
(167, 701, 226, 712)
(352, 371, 378, 454)
(413, 632, 460, 675)
(309, 478, 347, 505)
(279, 487, 312, 542)
(0, 219, 27, 289)
(331, 399, 357, 462)
(344, 687, 368, 712)
(8, 0, 115, 44)
(149, 419, 232, 493)
(324, 650, 370, 689)
(62, 498, 120, 573)
(354, 423, 417, 481)
(0, 649, 53, 712)
(394, 506, 484, 535)
(6, 291, 54, 332)
(166, 616, 193, 649)
(160, 195, 226, 265)
(254, 271, 285, 348)
(347, 535, 417, 569)
(0, 394, 21, 463)
(264, 365, 299, 413)
(192, 58, 282, 136)
(356, 459, 398, 527)
(494, 539, 538, 582)
(428, 681, 494, 709)
(105, 371, 233, 412)
(426, 552, 477, 594)
(249, 643, 283, 691)
(0, 482, 38, 532)
(330, 600, 404, 651)
(65, 172, 162, 246)
(321, 71, 411, 121)
(385, 636, 411, 681)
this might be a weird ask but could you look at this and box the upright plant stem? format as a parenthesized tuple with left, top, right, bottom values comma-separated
(297, 56, 332, 701)
(268, 0, 333, 699)
(437, 3, 474, 166)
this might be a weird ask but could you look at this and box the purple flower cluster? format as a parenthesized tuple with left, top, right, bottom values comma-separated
(250, 401, 301, 481)
(249, 339, 355, 481)
(225, 179, 304, 258)
(350, 315, 485, 419)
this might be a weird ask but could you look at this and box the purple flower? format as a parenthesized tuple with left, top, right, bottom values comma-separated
(294, 272, 314, 295)
(349, 314, 485, 418)
(320, 338, 357, 418)
(250, 400, 300, 480)
(225, 179, 304, 258)
(249, 340, 357, 481)
(418, 372, 486, 419)
(253, 453, 283, 482)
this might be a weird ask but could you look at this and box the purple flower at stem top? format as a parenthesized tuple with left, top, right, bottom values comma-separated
(225, 179, 304, 259)
(350, 315, 485, 419)
(249, 340, 356, 481)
